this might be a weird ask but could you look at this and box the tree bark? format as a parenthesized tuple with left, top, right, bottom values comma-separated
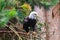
(34, 3, 60, 40)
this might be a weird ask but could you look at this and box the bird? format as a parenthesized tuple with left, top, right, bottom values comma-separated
(23, 11, 38, 36)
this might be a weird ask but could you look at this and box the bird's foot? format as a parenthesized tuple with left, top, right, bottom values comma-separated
(32, 31, 37, 37)
(26, 32, 30, 36)
(26, 32, 30, 38)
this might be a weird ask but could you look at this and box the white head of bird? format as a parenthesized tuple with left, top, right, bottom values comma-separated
(29, 11, 38, 19)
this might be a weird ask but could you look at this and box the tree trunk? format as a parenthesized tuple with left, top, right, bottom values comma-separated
(34, 3, 60, 40)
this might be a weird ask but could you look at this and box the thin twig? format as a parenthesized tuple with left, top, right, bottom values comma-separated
(5, 22, 22, 40)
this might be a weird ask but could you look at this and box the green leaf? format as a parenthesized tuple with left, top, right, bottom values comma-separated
(6, 8, 17, 18)
(17, 10, 26, 23)
(51, 0, 59, 6)
(0, 0, 6, 11)
(0, 17, 9, 27)
(0, 8, 17, 27)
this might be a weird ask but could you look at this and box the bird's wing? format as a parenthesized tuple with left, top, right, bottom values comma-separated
(23, 17, 29, 22)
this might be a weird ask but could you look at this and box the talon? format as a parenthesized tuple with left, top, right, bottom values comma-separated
(26, 32, 30, 36)
(33, 32, 37, 37)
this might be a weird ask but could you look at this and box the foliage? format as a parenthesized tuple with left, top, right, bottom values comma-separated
(17, 3, 31, 23)
(19, 0, 59, 9)
(37, 23, 43, 31)
(40, 0, 59, 6)
(0, 0, 6, 11)
(0, 17, 9, 27)
(0, 0, 32, 27)
(21, 3, 31, 12)
(0, 8, 17, 27)
(5, 0, 18, 7)
(40, 0, 59, 9)
(6, 8, 17, 18)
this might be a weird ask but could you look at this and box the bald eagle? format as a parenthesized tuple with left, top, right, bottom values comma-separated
(23, 11, 38, 33)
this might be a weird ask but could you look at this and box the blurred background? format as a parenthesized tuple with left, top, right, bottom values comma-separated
(0, 0, 60, 40)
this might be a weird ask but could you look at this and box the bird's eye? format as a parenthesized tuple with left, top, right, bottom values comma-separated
(34, 14, 37, 15)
